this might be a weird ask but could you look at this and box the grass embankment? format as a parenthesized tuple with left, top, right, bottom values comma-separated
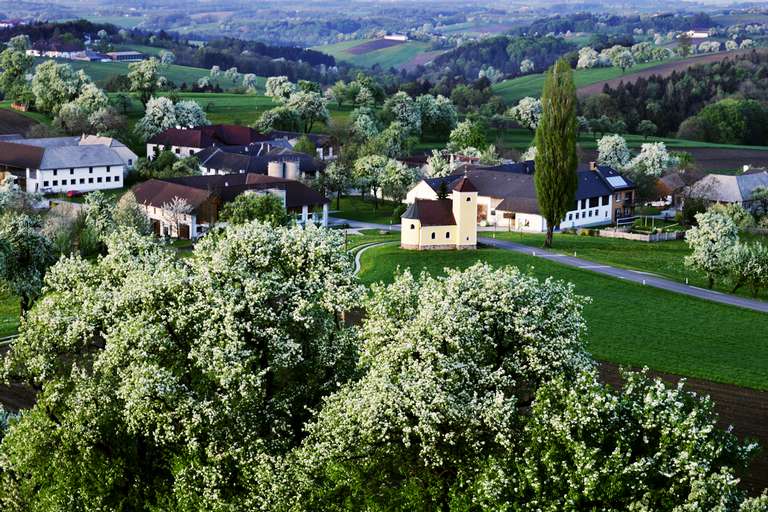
(0, 295, 19, 338)
(357, 244, 768, 390)
(489, 230, 768, 301)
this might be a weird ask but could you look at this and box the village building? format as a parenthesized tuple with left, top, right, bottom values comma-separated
(684, 170, 768, 212)
(405, 162, 636, 232)
(195, 143, 324, 178)
(147, 125, 336, 161)
(132, 173, 330, 239)
(401, 176, 478, 250)
(0, 135, 136, 194)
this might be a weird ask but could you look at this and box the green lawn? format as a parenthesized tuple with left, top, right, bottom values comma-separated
(492, 59, 680, 104)
(0, 294, 19, 338)
(345, 229, 400, 251)
(313, 39, 433, 69)
(331, 196, 402, 225)
(358, 244, 768, 390)
(489, 231, 768, 301)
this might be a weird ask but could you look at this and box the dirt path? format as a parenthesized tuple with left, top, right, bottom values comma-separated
(577, 50, 762, 97)
(599, 362, 768, 494)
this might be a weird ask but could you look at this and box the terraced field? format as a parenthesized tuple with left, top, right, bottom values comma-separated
(314, 38, 434, 69)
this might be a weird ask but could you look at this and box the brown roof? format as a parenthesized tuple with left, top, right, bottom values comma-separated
(495, 196, 540, 214)
(0, 141, 44, 169)
(132, 179, 212, 213)
(401, 199, 456, 226)
(136, 173, 329, 212)
(148, 125, 270, 148)
(452, 176, 477, 192)
(657, 173, 686, 195)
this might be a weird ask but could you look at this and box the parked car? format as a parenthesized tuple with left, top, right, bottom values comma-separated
(66, 190, 84, 198)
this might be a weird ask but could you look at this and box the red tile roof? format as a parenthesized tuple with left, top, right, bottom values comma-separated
(452, 176, 478, 192)
(401, 199, 456, 226)
(148, 125, 271, 148)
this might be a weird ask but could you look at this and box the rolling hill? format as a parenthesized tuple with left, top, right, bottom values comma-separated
(313, 38, 436, 69)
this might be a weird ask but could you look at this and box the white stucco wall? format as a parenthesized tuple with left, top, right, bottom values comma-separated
(27, 165, 125, 194)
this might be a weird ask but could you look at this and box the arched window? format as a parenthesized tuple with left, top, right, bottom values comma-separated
(410, 223, 415, 229)
(446, 231, 450, 238)
(431, 232, 436, 240)
(466, 197, 471, 202)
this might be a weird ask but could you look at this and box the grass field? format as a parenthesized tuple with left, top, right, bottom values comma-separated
(357, 244, 768, 390)
(490, 230, 768, 301)
(331, 196, 402, 225)
(33, 58, 254, 91)
(313, 39, 434, 69)
(492, 60, 676, 104)
(81, 15, 145, 28)
(0, 294, 19, 338)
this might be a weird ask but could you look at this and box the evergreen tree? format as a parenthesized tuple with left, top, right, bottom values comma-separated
(534, 58, 578, 248)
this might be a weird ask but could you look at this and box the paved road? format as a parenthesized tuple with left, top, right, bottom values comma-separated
(333, 217, 768, 314)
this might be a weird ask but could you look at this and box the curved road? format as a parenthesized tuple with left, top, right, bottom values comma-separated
(332, 218, 768, 314)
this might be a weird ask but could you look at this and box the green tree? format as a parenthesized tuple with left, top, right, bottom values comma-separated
(220, 193, 290, 227)
(637, 119, 657, 140)
(0, 213, 56, 315)
(0, 36, 33, 105)
(127, 58, 164, 106)
(317, 161, 353, 210)
(534, 58, 578, 248)
(30, 61, 91, 115)
(292, 135, 317, 157)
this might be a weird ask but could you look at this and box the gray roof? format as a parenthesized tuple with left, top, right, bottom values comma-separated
(687, 172, 768, 203)
(6, 136, 80, 148)
(38, 145, 124, 170)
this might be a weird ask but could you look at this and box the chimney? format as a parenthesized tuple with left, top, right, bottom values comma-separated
(589, 161, 598, 171)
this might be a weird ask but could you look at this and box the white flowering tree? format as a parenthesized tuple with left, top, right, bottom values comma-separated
(382, 91, 422, 136)
(294, 264, 591, 510)
(520, 58, 535, 74)
(685, 210, 739, 288)
(728, 242, 768, 297)
(224, 66, 239, 83)
(628, 141, 673, 178)
(380, 159, 420, 203)
(173, 100, 209, 128)
(158, 50, 175, 65)
(350, 106, 380, 140)
(507, 96, 542, 132)
(612, 49, 635, 72)
(474, 370, 760, 511)
(30, 60, 91, 115)
(159, 196, 192, 238)
(0, 175, 41, 214)
(71, 82, 108, 115)
(416, 94, 458, 136)
(596, 134, 631, 169)
(134, 96, 177, 140)
(285, 90, 330, 133)
(353, 154, 389, 206)
(241, 73, 259, 92)
(0, 224, 361, 510)
(426, 149, 455, 178)
(447, 119, 487, 152)
(127, 57, 165, 106)
(0, 213, 56, 314)
(576, 46, 599, 69)
(265, 75, 297, 103)
(726, 39, 739, 51)
(114, 191, 152, 235)
(521, 145, 537, 161)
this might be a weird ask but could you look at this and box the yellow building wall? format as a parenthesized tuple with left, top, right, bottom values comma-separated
(417, 226, 457, 249)
(453, 191, 478, 248)
(401, 218, 423, 249)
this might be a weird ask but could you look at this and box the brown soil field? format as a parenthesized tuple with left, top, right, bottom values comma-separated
(347, 38, 405, 55)
(581, 147, 768, 173)
(0, 108, 38, 135)
(600, 362, 768, 495)
(578, 49, 762, 97)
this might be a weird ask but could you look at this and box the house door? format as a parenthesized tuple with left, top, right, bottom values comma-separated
(179, 224, 190, 240)
(152, 220, 161, 236)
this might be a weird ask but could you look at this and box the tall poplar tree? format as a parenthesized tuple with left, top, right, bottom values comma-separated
(534, 58, 578, 248)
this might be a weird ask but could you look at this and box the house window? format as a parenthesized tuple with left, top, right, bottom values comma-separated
(106, 176, 111, 182)
(52, 180, 58, 186)
(106, 166, 110, 172)
(490, 210, 496, 216)
(466, 197, 471, 202)
(128, 159, 133, 165)
(410, 224, 415, 229)
(175, 148, 180, 154)
(89, 168, 93, 174)
(588, 210, 592, 217)
(614, 193, 620, 201)
(575, 212, 579, 219)
(446, 231, 450, 238)
(114, 175, 120, 182)
(601, 195, 609, 206)
(69, 168, 74, 175)
(43, 181, 49, 187)
(625, 191, 633, 203)
(589, 197, 599, 208)
(79, 178, 85, 184)
(97, 177, 102, 183)
(568, 213, 572, 221)
(53, 169, 57, 176)
(431, 232, 436, 239)
(88, 178, 93, 183)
